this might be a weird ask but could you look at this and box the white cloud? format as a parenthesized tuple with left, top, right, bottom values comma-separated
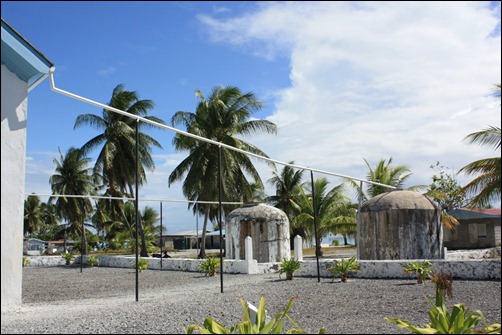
(199, 1, 501, 194)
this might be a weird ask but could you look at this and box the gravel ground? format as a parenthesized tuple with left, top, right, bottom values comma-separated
(1, 266, 500, 334)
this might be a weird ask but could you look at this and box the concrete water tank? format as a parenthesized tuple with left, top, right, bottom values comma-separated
(225, 203, 290, 263)
(358, 190, 443, 260)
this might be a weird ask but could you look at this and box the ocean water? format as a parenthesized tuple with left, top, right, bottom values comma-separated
(313, 233, 355, 246)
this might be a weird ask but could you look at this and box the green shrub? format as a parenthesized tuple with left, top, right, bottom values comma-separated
(277, 258, 302, 280)
(61, 252, 74, 265)
(198, 257, 220, 277)
(326, 256, 360, 282)
(386, 272, 501, 334)
(403, 261, 433, 284)
(183, 295, 326, 334)
(331, 239, 340, 246)
(87, 256, 100, 267)
(23, 257, 30, 267)
(131, 258, 149, 272)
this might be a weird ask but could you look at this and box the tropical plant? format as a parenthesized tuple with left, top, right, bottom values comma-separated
(107, 229, 135, 251)
(23, 257, 30, 267)
(49, 147, 95, 255)
(386, 271, 501, 334)
(459, 122, 501, 209)
(140, 206, 162, 253)
(424, 162, 465, 230)
(331, 239, 340, 246)
(33, 202, 62, 241)
(183, 295, 326, 334)
(458, 84, 500, 209)
(430, 271, 453, 303)
(426, 162, 467, 212)
(403, 261, 434, 284)
(92, 187, 133, 247)
(41, 202, 61, 226)
(61, 252, 74, 265)
(326, 256, 360, 282)
(296, 177, 350, 256)
(87, 256, 100, 267)
(267, 162, 305, 242)
(277, 258, 302, 280)
(346, 157, 413, 202)
(32, 221, 65, 243)
(131, 258, 149, 272)
(327, 201, 357, 245)
(168, 86, 277, 258)
(24, 194, 44, 237)
(74, 84, 166, 257)
(198, 256, 221, 277)
(91, 198, 115, 242)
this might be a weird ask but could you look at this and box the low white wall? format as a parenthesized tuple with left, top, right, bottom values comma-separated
(24, 256, 66, 267)
(253, 258, 501, 280)
(24, 255, 501, 280)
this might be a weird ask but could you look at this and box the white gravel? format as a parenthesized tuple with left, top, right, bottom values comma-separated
(1, 266, 501, 334)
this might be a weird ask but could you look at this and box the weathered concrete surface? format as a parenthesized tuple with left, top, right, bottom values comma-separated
(447, 247, 501, 260)
(358, 190, 443, 260)
(226, 203, 290, 263)
(23, 256, 66, 267)
(25, 254, 500, 280)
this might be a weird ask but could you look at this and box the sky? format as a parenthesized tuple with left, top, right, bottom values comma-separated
(2, 1, 501, 234)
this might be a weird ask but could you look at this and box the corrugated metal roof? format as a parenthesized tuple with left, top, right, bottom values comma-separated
(24, 238, 46, 243)
(448, 208, 501, 220)
(162, 229, 225, 237)
(206, 230, 224, 236)
(163, 229, 206, 237)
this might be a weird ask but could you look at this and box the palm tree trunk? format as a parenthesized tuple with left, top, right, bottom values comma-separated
(128, 184, 149, 257)
(138, 217, 148, 257)
(316, 239, 323, 257)
(63, 221, 68, 253)
(198, 206, 210, 259)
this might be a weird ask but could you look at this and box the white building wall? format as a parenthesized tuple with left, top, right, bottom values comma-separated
(1, 64, 29, 310)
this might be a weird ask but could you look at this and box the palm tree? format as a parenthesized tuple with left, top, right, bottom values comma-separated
(41, 202, 60, 227)
(36, 202, 62, 241)
(459, 84, 501, 208)
(459, 126, 501, 208)
(328, 201, 358, 245)
(346, 158, 413, 202)
(24, 194, 43, 237)
(74, 84, 165, 257)
(91, 199, 114, 248)
(267, 162, 306, 246)
(49, 147, 94, 255)
(141, 206, 161, 252)
(92, 187, 133, 247)
(168, 86, 277, 258)
(123, 201, 138, 252)
(296, 178, 349, 256)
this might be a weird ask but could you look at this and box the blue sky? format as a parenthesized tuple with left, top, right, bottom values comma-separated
(2, 1, 501, 233)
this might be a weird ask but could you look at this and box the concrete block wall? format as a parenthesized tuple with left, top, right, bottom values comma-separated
(22, 245, 501, 280)
(23, 255, 495, 280)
